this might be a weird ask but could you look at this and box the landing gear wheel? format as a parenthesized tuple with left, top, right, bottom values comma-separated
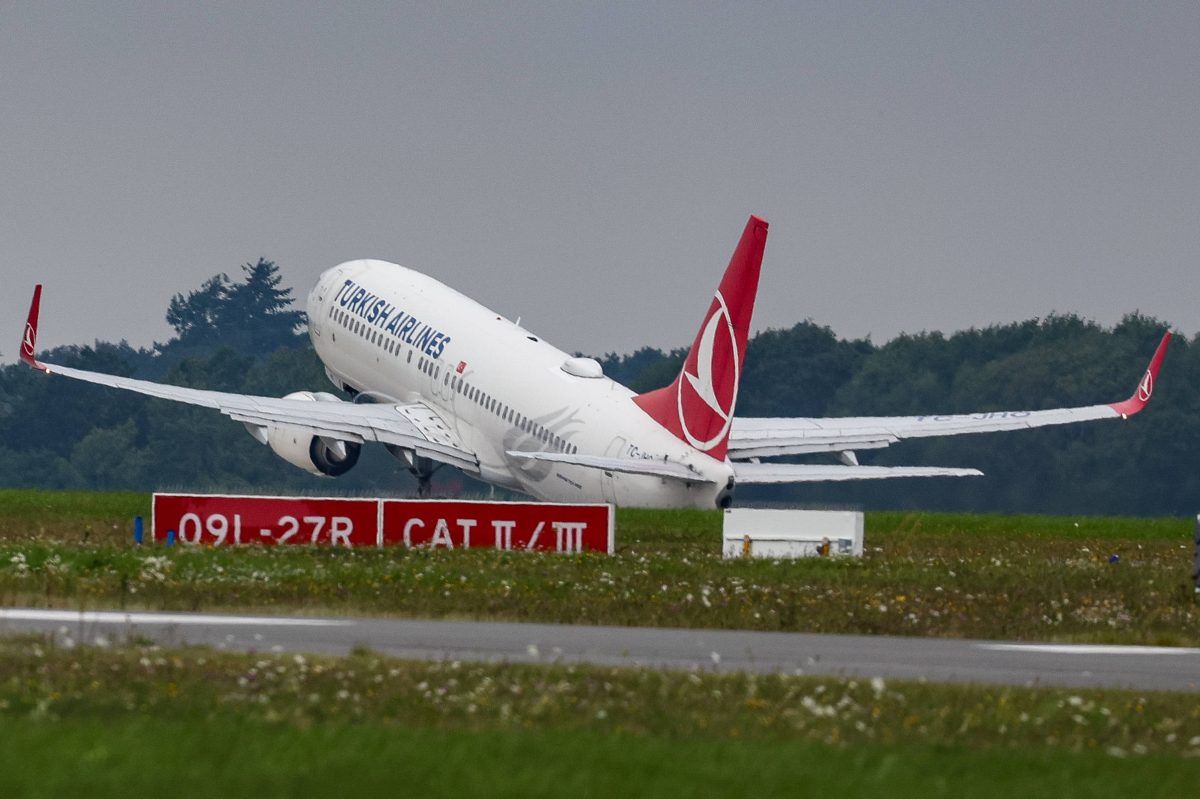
(408, 455, 442, 498)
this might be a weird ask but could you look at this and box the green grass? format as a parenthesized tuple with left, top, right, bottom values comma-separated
(1, 637, 1199, 797)
(4, 718, 1200, 799)
(0, 489, 147, 543)
(2, 492, 1198, 794)
(0, 490, 1196, 644)
(869, 510, 1189, 541)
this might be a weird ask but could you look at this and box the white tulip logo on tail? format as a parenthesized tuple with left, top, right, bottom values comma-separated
(21, 323, 35, 360)
(676, 291, 738, 451)
(1137, 369, 1153, 402)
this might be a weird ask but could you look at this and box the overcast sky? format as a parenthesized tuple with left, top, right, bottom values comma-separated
(2, 2, 1197, 362)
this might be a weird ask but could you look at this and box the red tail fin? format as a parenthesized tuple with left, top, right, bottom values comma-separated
(633, 215, 768, 461)
(20, 285, 47, 371)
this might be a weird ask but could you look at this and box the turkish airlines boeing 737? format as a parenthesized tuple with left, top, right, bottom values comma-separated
(19, 216, 1170, 508)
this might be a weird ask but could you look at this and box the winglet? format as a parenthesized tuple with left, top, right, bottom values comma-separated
(1109, 332, 1171, 418)
(20, 285, 48, 372)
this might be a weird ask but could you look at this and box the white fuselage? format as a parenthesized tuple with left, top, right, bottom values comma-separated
(306, 260, 733, 508)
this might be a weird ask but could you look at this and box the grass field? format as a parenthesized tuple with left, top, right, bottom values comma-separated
(1, 636, 1198, 797)
(0, 489, 1196, 645)
(2, 490, 1200, 795)
(8, 717, 1200, 798)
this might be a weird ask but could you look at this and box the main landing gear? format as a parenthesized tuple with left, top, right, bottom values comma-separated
(386, 446, 443, 498)
(409, 455, 443, 498)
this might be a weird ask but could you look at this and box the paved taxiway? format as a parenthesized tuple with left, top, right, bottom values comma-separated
(3, 608, 1198, 692)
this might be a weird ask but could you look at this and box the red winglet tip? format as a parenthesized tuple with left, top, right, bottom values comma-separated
(19, 285, 46, 370)
(1109, 331, 1171, 417)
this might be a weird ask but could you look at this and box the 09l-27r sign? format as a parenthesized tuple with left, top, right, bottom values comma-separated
(151, 493, 614, 554)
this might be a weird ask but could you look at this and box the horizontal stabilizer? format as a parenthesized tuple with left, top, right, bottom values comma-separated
(506, 451, 713, 482)
(733, 462, 983, 484)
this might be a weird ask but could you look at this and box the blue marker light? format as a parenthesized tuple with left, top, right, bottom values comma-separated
(133, 516, 143, 545)
(166, 529, 176, 547)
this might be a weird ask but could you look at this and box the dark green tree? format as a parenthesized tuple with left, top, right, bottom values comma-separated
(165, 274, 230, 345)
(70, 420, 149, 490)
(738, 322, 872, 417)
(161, 260, 305, 360)
(221, 259, 307, 351)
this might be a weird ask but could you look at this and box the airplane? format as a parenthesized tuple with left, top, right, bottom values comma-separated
(19, 216, 1170, 509)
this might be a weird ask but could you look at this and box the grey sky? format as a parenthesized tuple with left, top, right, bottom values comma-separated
(2, 3, 1198, 363)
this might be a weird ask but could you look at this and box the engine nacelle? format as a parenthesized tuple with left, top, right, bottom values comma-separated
(260, 391, 362, 477)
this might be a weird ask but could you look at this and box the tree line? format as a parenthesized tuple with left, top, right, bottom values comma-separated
(1, 260, 1196, 516)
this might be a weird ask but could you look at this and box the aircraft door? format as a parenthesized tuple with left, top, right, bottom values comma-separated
(309, 302, 323, 339)
(309, 271, 338, 340)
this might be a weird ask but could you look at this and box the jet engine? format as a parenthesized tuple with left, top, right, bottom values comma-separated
(255, 392, 362, 477)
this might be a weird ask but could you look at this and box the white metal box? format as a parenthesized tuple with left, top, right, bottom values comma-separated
(722, 508, 864, 559)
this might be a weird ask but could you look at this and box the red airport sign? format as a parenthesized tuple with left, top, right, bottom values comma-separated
(381, 499, 613, 553)
(152, 494, 379, 547)
(151, 494, 614, 553)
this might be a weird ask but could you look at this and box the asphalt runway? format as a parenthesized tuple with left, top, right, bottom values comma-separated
(3, 607, 1199, 692)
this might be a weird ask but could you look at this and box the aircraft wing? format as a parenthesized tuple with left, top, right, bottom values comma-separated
(18, 287, 478, 473)
(728, 332, 1171, 461)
